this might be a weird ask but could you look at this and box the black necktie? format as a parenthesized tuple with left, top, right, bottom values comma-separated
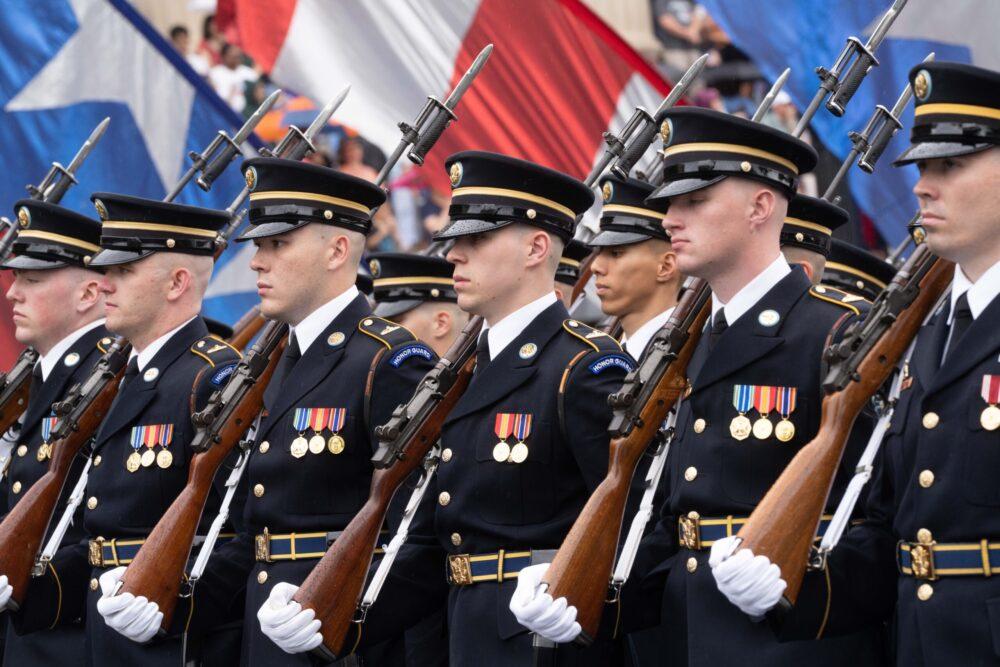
(944, 293, 973, 363)
(120, 357, 140, 391)
(709, 311, 729, 350)
(277, 334, 302, 386)
(28, 362, 44, 398)
(474, 332, 491, 375)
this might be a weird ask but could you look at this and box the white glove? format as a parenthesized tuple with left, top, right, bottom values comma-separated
(0, 575, 13, 612)
(257, 582, 323, 654)
(509, 563, 581, 644)
(709, 536, 787, 619)
(96, 566, 163, 643)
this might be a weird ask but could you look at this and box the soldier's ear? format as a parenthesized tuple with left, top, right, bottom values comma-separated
(656, 250, 678, 284)
(523, 229, 552, 269)
(747, 186, 778, 233)
(77, 277, 103, 314)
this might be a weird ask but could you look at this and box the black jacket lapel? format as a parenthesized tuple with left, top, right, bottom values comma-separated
(910, 299, 951, 394)
(926, 296, 1000, 395)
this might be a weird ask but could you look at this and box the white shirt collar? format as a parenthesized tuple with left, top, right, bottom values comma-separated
(289, 285, 360, 355)
(130, 316, 197, 372)
(483, 292, 558, 361)
(37, 319, 106, 382)
(711, 254, 791, 326)
(622, 307, 675, 360)
(949, 259, 1000, 323)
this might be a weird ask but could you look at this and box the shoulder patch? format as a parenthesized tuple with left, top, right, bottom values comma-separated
(561, 319, 624, 353)
(190, 334, 241, 368)
(358, 316, 418, 349)
(588, 353, 635, 375)
(809, 285, 865, 316)
(388, 343, 434, 367)
(210, 361, 238, 386)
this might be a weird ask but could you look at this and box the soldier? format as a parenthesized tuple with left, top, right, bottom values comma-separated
(0, 201, 108, 665)
(255, 151, 633, 666)
(589, 175, 680, 359)
(553, 238, 590, 309)
(780, 193, 849, 285)
(512, 107, 887, 665)
(96, 157, 436, 666)
(8, 193, 242, 665)
(822, 238, 896, 302)
(711, 61, 1000, 665)
(369, 251, 466, 357)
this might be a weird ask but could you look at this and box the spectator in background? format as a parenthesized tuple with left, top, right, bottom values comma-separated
(208, 44, 258, 113)
(337, 136, 379, 182)
(692, 86, 726, 112)
(651, 0, 705, 79)
(336, 137, 401, 252)
(169, 24, 209, 77)
(197, 14, 224, 68)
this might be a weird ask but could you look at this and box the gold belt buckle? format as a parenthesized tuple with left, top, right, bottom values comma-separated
(679, 511, 702, 551)
(88, 537, 105, 567)
(448, 554, 473, 585)
(255, 529, 271, 563)
(910, 543, 937, 581)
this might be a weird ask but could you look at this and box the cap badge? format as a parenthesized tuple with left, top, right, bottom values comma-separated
(327, 332, 345, 347)
(94, 199, 108, 221)
(64, 352, 80, 367)
(659, 119, 673, 146)
(913, 70, 931, 101)
(519, 343, 538, 359)
(245, 166, 258, 191)
(369, 259, 381, 277)
(758, 309, 780, 327)
(16, 207, 30, 229)
(143, 367, 160, 382)
(449, 162, 463, 187)
(602, 182, 613, 202)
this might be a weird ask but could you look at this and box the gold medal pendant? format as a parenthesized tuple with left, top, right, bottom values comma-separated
(327, 434, 345, 455)
(126, 451, 142, 472)
(36, 443, 50, 462)
(509, 442, 529, 464)
(308, 434, 326, 454)
(140, 449, 156, 467)
(774, 419, 796, 442)
(981, 405, 1000, 431)
(729, 415, 752, 441)
(752, 416, 773, 440)
(492, 441, 511, 463)
(290, 436, 309, 458)
(156, 449, 173, 468)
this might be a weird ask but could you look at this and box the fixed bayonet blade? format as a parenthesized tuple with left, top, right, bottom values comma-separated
(232, 89, 281, 147)
(753, 68, 790, 121)
(443, 44, 493, 110)
(654, 53, 709, 115)
(304, 85, 350, 143)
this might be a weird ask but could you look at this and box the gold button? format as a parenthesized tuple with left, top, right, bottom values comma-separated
(87, 497, 97, 510)
(16, 445, 26, 457)
(684, 467, 698, 482)
(257, 571, 268, 584)
(686, 556, 698, 573)
(94, 455, 102, 467)
(438, 491, 451, 506)
(441, 448, 453, 463)
(693, 418, 706, 434)
(917, 583, 933, 601)
(259, 441, 270, 454)
(922, 412, 939, 429)
(253, 484, 265, 498)
(740, 160, 752, 173)
(918, 470, 935, 488)
(11, 481, 21, 494)
(90, 578, 99, 591)
(917, 528, 933, 544)
(450, 533, 462, 546)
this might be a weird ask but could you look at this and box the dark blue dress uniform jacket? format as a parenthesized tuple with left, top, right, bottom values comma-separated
(2, 324, 108, 666)
(358, 300, 633, 667)
(14, 317, 241, 666)
(783, 289, 1000, 665)
(187, 293, 435, 667)
(626, 268, 889, 666)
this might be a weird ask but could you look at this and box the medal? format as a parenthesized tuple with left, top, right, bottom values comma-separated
(307, 408, 330, 454)
(129, 423, 173, 469)
(729, 385, 753, 441)
(492, 441, 511, 462)
(126, 451, 142, 473)
(140, 448, 156, 467)
(752, 386, 774, 440)
(509, 414, 532, 463)
(327, 434, 345, 455)
(36, 443, 50, 462)
(510, 442, 529, 463)
(326, 408, 347, 455)
(156, 449, 173, 468)
(980, 375, 1000, 431)
(308, 434, 326, 454)
(774, 386, 797, 442)
(494, 413, 515, 463)
(290, 436, 309, 458)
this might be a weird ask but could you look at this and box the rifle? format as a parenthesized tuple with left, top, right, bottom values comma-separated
(734, 245, 951, 604)
(228, 306, 266, 351)
(540, 279, 711, 643)
(0, 350, 39, 438)
(113, 88, 351, 630)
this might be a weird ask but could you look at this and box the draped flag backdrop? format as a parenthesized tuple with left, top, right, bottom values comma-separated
(0, 0, 253, 367)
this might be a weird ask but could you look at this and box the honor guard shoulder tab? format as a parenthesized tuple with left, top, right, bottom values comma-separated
(561, 319, 624, 354)
(190, 335, 241, 367)
(809, 284, 868, 316)
(96, 335, 114, 354)
(358, 316, 419, 349)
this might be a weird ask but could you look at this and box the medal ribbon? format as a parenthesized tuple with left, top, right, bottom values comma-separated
(753, 386, 775, 416)
(328, 408, 346, 433)
(307, 408, 328, 433)
(41, 414, 58, 442)
(129, 426, 144, 452)
(140, 424, 173, 448)
(982, 375, 1000, 405)
(776, 386, 797, 418)
(513, 414, 532, 442)
(293, 408, 310, 432)
(494, 413, 514, 440)
(732, 385, 753, 413)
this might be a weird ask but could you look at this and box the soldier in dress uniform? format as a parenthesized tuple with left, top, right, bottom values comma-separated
(369, 251, 466, 357)
(256, 150, 634, 666)
(553, 238, 590, 309)
(512, 107, 888, 665)
(822, 238, 896, 302)
(780, 193, 849, 284)
(10, 193, 243, 665)
(98, 157, 437, 666)
(0, 200, 108, 665)
(589, 175, 681, 360)
(711, 60, 1000, 666)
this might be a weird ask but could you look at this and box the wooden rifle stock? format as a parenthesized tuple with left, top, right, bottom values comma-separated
(0, 348, 39, 435)
(736, 246, 952, 604)
(118, 320, 286, 631)
(542, 279, 710, 642)
(0, 337, 128, 608)
(228, 306, 265, 351)
(294, 316, 482, 660)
